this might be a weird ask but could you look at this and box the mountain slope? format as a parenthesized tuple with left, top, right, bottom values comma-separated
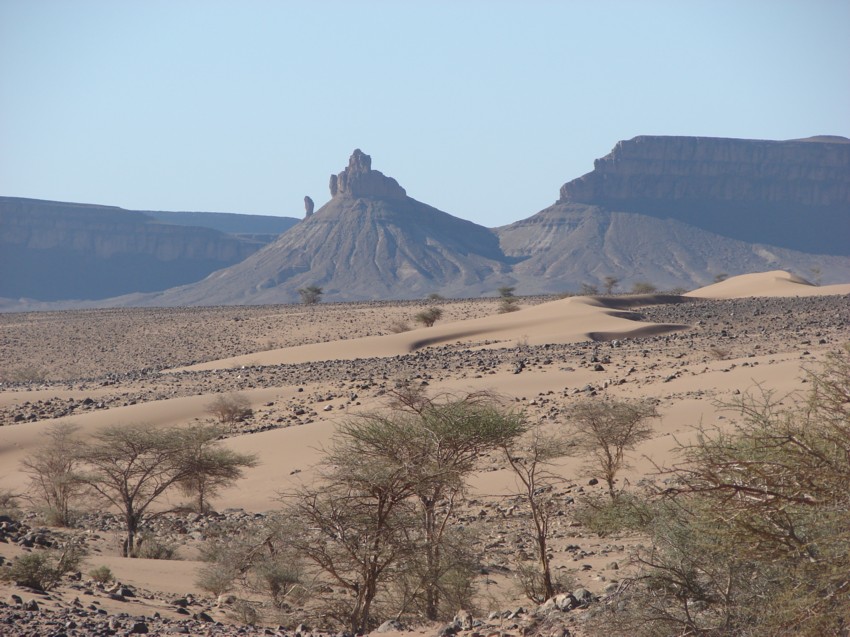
(142, 150, 512, 305)
(498, 202, 850, 293)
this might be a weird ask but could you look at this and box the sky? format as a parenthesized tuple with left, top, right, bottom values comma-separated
(2, 1, 848, 228)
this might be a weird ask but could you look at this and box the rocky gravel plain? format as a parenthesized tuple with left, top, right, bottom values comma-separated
(0, 293, 848, 636)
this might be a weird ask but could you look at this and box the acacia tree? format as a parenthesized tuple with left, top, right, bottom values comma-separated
(76, 423, 255, 557)
(381, 391, 525, 619)
(298, 285, 323, 305)
(502, 426, 574, 602)
(177, 424, 258, 513)
(497, 286, 520, 313)
(569, 399, 658, 500)
(595, 346, 850, 636)
(286, 448, 415, 631)
(20, 422, 84, 526)
(603, 276, 620, 295)
(414, 307, 443, 327)
(283, 391, 525, 628)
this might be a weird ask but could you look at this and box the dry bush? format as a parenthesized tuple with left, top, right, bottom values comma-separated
(20, 422, 84, 527)
(386, 319, 411, 334)
(414, 306, 443, 327)
(206, 393, 252, 426)
(132, 533, 179, 560)
(498, 297, 520, 313)
(197, 516, 306, 611)
(0, 489, 20, 519)
(88, 565, 114, 584)
(631, 281, 658, 294)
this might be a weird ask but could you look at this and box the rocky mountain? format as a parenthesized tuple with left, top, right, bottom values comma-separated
(0, 197, 280, 300)
(5, 136, 848, 308)
(139, 150, 513, 305)
(556, 135, 850, 255)
(494, 135, 850, 293)
(498, 203, 850, 294)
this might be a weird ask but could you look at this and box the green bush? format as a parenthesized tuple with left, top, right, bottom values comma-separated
(6, 543, 85, 591)
(88, 565, 114, 584)
(574, 492, 654, 536)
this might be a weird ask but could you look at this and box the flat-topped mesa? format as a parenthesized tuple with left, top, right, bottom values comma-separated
(559, 135, 850, 207)
(328, 149, 407, 200)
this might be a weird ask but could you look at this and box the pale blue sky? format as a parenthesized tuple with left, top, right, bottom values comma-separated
(2, 1, 848, 227)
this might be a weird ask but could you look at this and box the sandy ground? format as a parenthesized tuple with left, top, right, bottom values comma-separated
(0, 270, 848, 635)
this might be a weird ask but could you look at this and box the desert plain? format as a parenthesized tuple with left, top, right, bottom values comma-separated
(0, 270, 848, 637)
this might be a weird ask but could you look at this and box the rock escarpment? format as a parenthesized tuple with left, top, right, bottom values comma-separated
(328, 149, 407, 200)
(0, 198, 270, 301)
(557, 135, 850, 255)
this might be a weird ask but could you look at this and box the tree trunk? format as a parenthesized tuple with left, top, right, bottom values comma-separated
(123, 514, 138, 557)
(531, 500, 555, 600)
(424, 501, 439, 620)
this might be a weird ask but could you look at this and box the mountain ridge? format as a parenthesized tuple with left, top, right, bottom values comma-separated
(4, 135, 849, 307)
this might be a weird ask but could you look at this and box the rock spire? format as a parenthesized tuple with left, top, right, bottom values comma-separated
(328, 149, 406, 200)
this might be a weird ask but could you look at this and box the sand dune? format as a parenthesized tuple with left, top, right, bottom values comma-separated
(172, 296, 688, 372)
(687, 269, 850, 299)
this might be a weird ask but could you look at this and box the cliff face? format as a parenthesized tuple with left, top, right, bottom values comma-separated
(0, 198, 267, 300)
(558, 136, 850, 254)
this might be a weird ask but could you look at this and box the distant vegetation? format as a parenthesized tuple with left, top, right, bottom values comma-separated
(497, 285, 520, 313)
(297, 285, 323, 305)
(631, 281, 658, 294)
(414, 306, 443, 327)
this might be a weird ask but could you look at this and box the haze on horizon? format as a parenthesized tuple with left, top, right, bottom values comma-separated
(2, 0, 848, 228)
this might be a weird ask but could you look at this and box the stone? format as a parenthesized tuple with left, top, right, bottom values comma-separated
(129, 621, 149, 634)
(572, 587, 595, 606)
(454, 609, 474, 630)
(304, 196, 314, 217)
(375, 619, 404, 632)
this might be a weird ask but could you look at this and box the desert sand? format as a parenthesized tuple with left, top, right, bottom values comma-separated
(0, 270, 847, 636)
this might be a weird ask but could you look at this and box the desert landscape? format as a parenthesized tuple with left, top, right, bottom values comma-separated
(0, 270, 848, 636)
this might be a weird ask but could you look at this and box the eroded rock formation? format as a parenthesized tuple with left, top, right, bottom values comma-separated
(304, 196, 314, 217)
(328, 149, 407, 199)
